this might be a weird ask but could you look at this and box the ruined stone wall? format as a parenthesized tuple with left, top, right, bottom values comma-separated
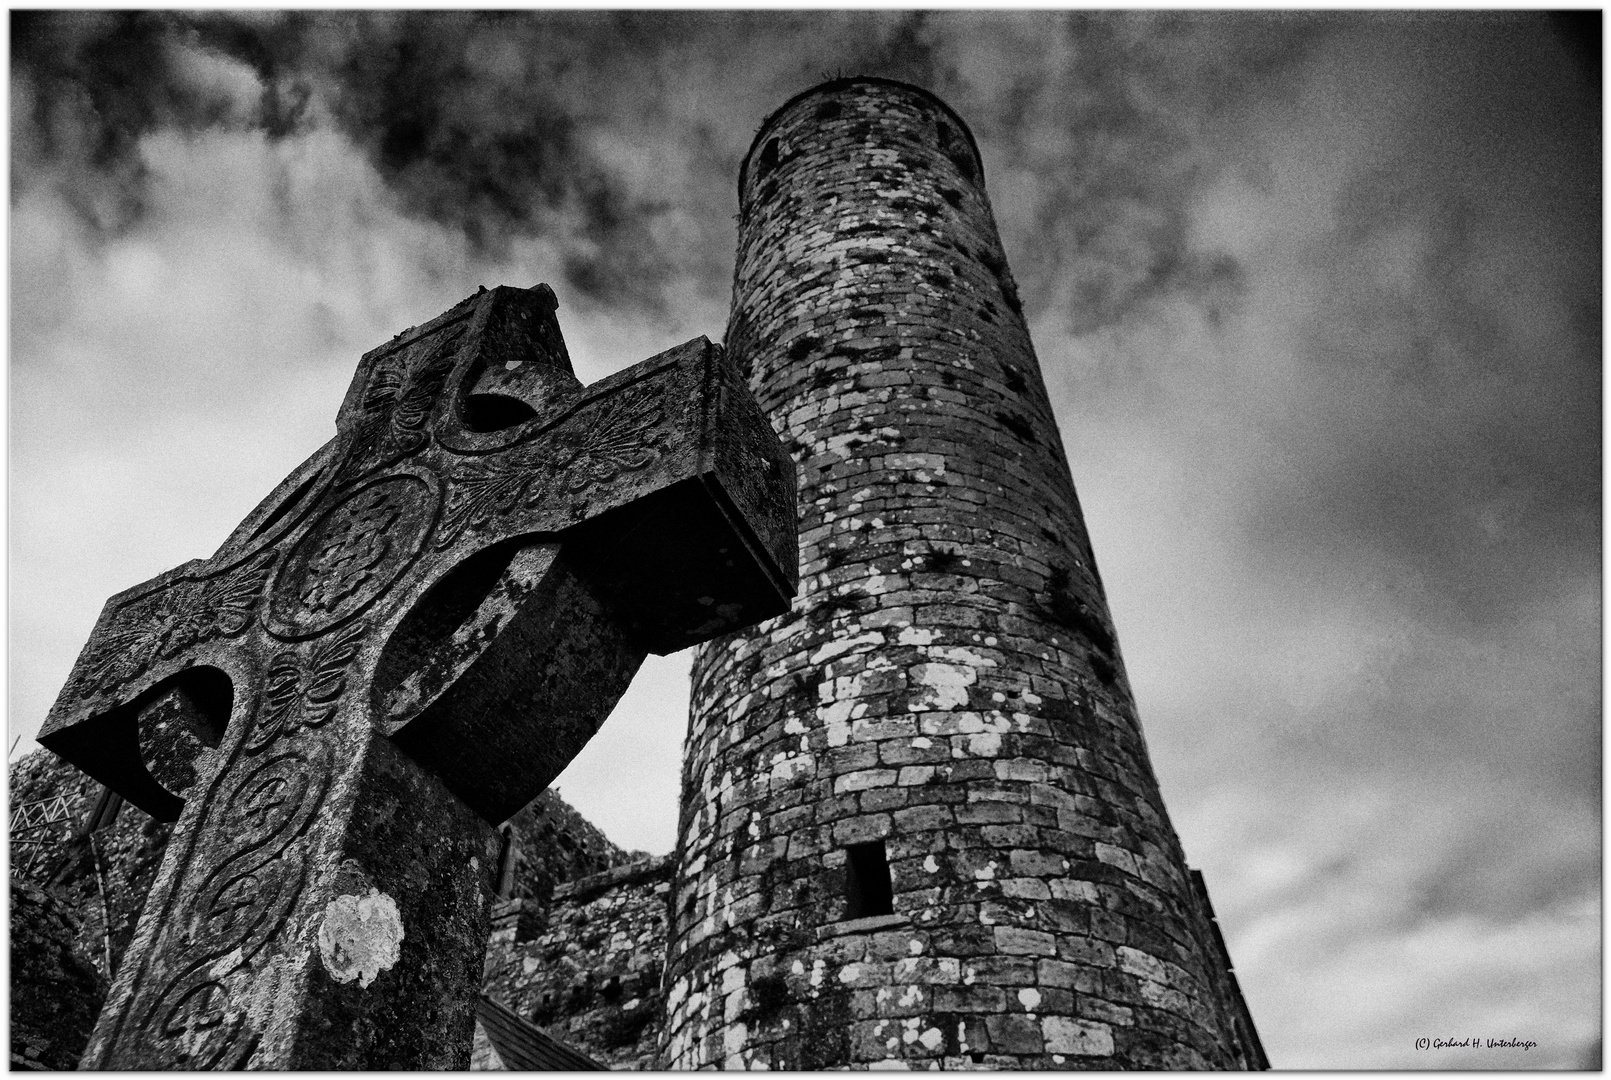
(10, 878, 108, 1071)
(481, 855, 673, 1069)
(499, 785, 636, 905)
(10, 750, 171, 981)
(662, 78, 1263, 1070)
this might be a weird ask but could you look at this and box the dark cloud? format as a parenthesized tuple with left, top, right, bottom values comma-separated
(1406, 829, 1598, 928)
(935, 12, 1335, 335)
(12, 11, 699, 310)
(10, 11, 1009, 314)
(320, 11, 721, 308)
(1545, 10, 1601, 96)
(13, 11, 200, 231)
(10, 10, 1327, 320)
(836, 11, 947, 90)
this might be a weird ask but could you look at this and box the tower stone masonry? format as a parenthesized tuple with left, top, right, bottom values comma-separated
(662, 78, 1266, 1070)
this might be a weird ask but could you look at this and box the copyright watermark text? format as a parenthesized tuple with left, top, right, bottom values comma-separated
(1415, 1037, 1538, 1052)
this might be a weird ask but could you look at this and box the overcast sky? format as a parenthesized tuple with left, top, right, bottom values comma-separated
(8, 9, 1600, 1069)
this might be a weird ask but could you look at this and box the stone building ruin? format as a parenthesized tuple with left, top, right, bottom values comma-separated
(11, 77, 1265, 1070)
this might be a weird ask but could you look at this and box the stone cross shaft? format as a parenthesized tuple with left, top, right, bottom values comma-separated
(37, 285, 797, 1070)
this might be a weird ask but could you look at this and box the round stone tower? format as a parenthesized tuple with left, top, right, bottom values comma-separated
(662, 78, 1265, 1071)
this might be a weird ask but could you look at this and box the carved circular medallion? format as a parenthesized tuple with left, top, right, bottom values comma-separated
(266, 474, 438, 639)
(155, 980, 241, 1068)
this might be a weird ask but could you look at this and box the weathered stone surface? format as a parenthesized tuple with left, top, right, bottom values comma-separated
(495, 786, 633, 906)
(10, 878, 108, 1070)
(482, 855, 674, 1070)
(662, 78, 1264, 1070)
(36, 283, 797, 1069)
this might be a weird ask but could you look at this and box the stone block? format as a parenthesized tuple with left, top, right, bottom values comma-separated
(1088, 907, 1129, 944)
(827, 744, 882, 774)
(832, 814, 893, 846)
(1042, 1016, 1114, 1057)
(978, 826, 1040, 849)
(882, 741, 952, 766)
(983, 1014, 1044, 1055)
(1079, 996, 1135, 1027)
(1031, 986, 1076, 1016)
(961, 955, 1038, 986)
(859, 787, 911, 813)
(932, 984, 1007, 1013)
(943, 758, 1001, 783)
(1007, 849, 1068, 878)
(953, 802, 1023, 825)
(896, 765, 937, 786)
(850, 1020, 898, 1063)
(815, 793, 863, 824)
(992, 926, 1057, 956)
(927, 924, 996, 958)
(1056, 934, 1121, 967)
(1000, 877, 1052, 901)
(835, 769, 899, 794)
(894, 805, 954, 832)
(787, 826, 835, 861)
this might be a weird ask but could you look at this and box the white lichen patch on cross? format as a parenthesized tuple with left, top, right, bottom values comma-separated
(317, 888, 403, 989)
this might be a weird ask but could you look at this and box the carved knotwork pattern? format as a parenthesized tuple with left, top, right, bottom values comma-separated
(132, 627, 355, 1068)
(435, 390, 664, 549)
(155, 980, 233, 1067)
(74, 551, 276, 701)
(267, 475, 438, 638)
(298, 488, 404, 615)
(137, 744, 330, 1067)
(343, 322, 466, 477)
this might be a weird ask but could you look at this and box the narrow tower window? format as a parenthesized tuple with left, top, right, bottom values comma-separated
(494, 824, 520, 898)
(844, 840, 894, 918)
(758, 137, 780, 176)
(936, 121, 977, 182)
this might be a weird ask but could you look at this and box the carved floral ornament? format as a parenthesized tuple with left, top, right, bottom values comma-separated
(342, 320, 469, 477)
(72, 552, 275, 701)
(436, 389, 665, 550)
(248, 622, 368, 754)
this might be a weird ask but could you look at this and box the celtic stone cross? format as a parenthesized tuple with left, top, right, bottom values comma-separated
(37, 285, 797, 1069)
